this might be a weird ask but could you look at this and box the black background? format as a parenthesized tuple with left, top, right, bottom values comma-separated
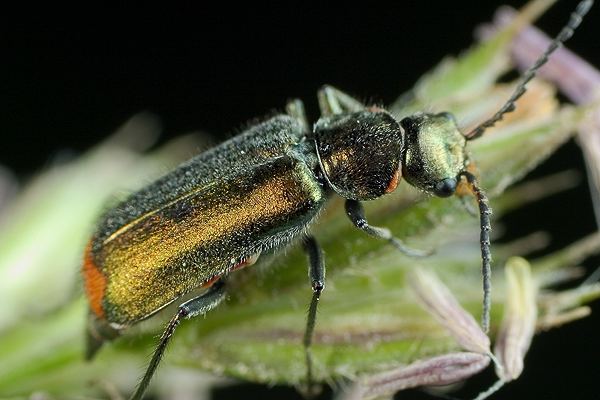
(3, 1, 600, 399)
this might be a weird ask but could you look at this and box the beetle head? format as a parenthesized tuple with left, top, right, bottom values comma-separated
(400, 112, 467, 197)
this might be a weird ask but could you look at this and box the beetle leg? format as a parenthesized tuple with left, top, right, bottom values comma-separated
(345, 199, 433, 257)
(285, 98, 310, 133)
(318, 85, 365, 116)
(129, 279, 227, 400)
(301, 235, 325, 394)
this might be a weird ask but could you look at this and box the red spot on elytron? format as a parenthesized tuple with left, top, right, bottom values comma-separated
(385, 169, 401, 194)
(82, 241, 107, 319)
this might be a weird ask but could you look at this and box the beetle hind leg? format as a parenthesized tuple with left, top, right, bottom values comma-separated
(129, 279, 227, 400)
(345, 199, 433, 257)
(301, 235, 326, 396)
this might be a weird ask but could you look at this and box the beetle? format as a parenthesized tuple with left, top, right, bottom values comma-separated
(82, 1, 592, 399)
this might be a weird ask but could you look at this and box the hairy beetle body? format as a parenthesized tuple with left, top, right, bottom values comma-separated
(84, 115, 326, 328)
(80, 3, 593, 396)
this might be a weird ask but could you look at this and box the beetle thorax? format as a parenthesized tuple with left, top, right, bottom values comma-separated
(314, 110, 404, 201)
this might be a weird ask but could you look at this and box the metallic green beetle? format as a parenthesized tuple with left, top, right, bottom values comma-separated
(82, 2, 591, 398)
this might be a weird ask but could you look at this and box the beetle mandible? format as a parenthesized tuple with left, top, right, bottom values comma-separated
(82, 1, 592, 399)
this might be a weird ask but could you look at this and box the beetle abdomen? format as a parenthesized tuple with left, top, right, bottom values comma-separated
(84, 149, 325, 326)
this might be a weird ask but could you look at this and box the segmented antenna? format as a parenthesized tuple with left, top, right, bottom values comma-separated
(466, 0, 593, 140)
(459, 171, 492, 332)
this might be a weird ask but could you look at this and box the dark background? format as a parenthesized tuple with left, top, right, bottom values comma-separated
(3, 1, 599, 399)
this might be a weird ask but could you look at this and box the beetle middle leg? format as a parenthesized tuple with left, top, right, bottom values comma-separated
(129, 279, 227, 400)
(345, 199, 432, 257)
(301, 235, 325, 394)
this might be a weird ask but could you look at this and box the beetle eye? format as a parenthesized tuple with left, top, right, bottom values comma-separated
(434, 178, 456, 197)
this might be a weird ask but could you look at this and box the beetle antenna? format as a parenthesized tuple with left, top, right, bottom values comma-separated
(465, 0, 593, 140)
(459, 171, 492, 332)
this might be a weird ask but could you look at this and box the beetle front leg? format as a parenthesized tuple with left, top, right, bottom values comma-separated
(345, 199, 432, 257)
(301, 235, 325, 394)
(318, 85, 365, 116)
(129, 279, 227, 400)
